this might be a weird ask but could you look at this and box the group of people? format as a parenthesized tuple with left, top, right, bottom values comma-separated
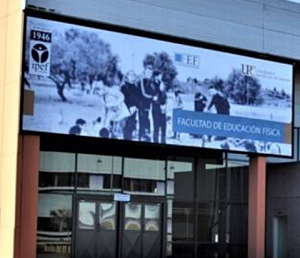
(66, 68, 283, 155)
(69, 64, 168, 144)
(68, 64, 233, 144)
(194, 84, 230, 115)
(122, 65, 168, 143)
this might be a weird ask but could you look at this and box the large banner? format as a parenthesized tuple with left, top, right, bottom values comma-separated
(22, 14, 294, 157)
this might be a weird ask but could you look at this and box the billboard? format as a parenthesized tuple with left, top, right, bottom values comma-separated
(22, 13, 294, 157)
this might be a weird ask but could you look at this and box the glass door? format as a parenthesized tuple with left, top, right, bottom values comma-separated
(122, 202, 143, 258)
(75, 198, 117, 258)
(143, 203, 162, 258)
(122, 201, 163, 258)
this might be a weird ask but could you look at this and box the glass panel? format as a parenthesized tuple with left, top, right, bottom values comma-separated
(99, 202, 116, 230)
(77, 155, 122, 192)
(124, 203, 142, 231)
(123, 178, 165, 196)
(124, 158, 166, 195)
(226, 162, 248, 249)
(144, 204, 160, 232)
(124, 158, 165, 180)
(40, 152, 75, 172)
(167, 158, 194, 244)
(172, 202, 195, 241)
(78, 202, 96, 230)
(196, 158, 226, 245)
(36, 194, 72, 258)
(196, 201, 217, 242)
(39, 152, 75, 191)
(39, 172, 75, 191)
(197, 159, 226, 201)
(167, 159, 193, 199)
(77, 154, 122, 174)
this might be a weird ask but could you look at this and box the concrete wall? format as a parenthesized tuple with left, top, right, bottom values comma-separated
(26, 0, 300, 60)
(0, 1, 24, 258)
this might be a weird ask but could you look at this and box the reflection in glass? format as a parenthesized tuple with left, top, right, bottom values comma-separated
(124, 203, 142, 231)
(167, 160, 193, 199)
(123, 158, 166, 195)
(99, 203, 116, 230)
(124, 158, 165, 180)
(40, 152, 76, 172)
(144, 204, 160, 231)
(37, 194, 72, 258)
(77, 154, 122, 174)
(39, 172, 75, 190)
(78, 202, 96, 229)
(167, 159, 194, 243)
(39, 152, 75, 192)
(77, 173, 122, 192)
(77, 154, 122, 192)
(123, 178, 165, 195)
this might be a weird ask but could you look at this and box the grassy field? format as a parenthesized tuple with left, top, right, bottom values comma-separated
(22, 81, 292, 156)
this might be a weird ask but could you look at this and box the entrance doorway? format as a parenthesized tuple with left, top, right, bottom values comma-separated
(75, 197, 165, 258)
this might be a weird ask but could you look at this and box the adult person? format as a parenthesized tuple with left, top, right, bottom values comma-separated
(194, 85, 207, 112)
(96, 80, 128, 138)
(137, 65, 156, 142)
(171, 89, 184, 140)
(206, 85, 230, 141)
(207, 85, 230, 115)
(152, 71, 167, 144)
(193, 85, 207, 138)
(121, 71, 140, 140)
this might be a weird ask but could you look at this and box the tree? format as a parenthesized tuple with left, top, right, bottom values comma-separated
(49, 28, 122, 101)
(50, 209, 71, 232)
(143, 52, 177, 90)
(210, 77, 225, 92)
(225, 69, 263, 105)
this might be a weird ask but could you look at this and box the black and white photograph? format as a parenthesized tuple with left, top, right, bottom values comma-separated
(22, 16, 293, 156)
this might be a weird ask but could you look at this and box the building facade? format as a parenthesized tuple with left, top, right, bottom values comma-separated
(1, 0, 300, 258)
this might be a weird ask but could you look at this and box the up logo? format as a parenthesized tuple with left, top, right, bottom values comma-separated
(241, 64, 256, 77)
(31, 43, 49, 63)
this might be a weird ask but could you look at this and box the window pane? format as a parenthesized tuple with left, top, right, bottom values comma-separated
(78, 202, 96, 230)
(39, 172, 75, 191)
(40, 152, 75, 172)
(99, 202, 116, 230)
(124, 158, 165, 180)
(167, 159, 193, 200)
(37, 194, 72, 258)
(124, 158, 166, 195)
(123, 178, 165, 196)
(39, 152, 75, 191)
(77, 154, 122, 192)
(167, 158, 194, 242)
(144, 204, 160, 232)
(124, 203, 142, 231)
(77, 154, 122, 174)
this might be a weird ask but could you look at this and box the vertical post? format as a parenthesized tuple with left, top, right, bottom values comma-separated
(14, 135, 40, 258)
(248, 156, 266, 258)
(0, 2, 24, 258)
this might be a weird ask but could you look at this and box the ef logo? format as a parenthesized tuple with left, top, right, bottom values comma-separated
(241, 64, 256, 77)
(31, 43, 49, 63)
